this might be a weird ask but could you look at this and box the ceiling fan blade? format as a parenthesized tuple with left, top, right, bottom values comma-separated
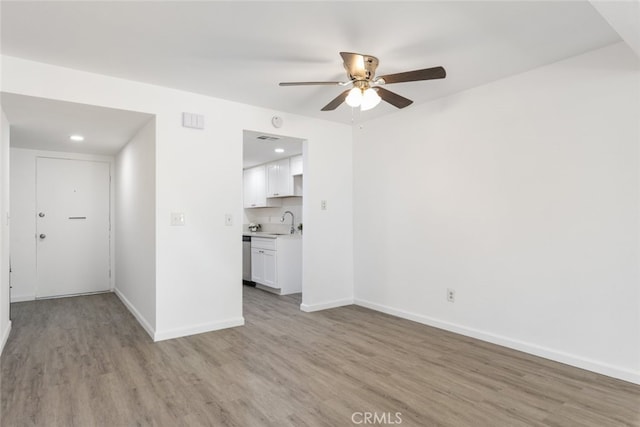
(378, 66, 446, 84)
(321, 89, 351, 111)
(279, 81, 343, 86)
(376, 87, 413, 109)
(340, 52, 379, 80)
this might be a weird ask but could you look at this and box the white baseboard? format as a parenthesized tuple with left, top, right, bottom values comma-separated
(114, 288, 156, 340)
(10, 294, 35, 303)
(154, 317, 245, 342)
(0, 320, 11, 356)
(300, 297, 354, 312)
(354, 298, 640, 386)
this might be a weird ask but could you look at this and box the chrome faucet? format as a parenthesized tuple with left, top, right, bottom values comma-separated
(281, 211, 295, 234)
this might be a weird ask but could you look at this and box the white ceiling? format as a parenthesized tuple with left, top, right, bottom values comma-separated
(1, 93, 154, 155)
(243, 130, 303, 169)
(0, 1, 622, 125)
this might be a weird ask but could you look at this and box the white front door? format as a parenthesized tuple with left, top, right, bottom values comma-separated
(36, 157, 111, 298)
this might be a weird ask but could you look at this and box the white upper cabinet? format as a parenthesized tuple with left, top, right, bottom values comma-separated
(266, 158, 293, 198)
(244, 156, 302, 207)
(290, 155, 303, 176)
(243, 165, 281, 208)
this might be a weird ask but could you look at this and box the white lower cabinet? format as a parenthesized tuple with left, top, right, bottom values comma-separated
(250, 236, 302, 295)
(251, 247, 277, 288)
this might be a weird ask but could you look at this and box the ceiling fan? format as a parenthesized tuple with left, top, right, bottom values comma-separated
(279, 52, 446, 112)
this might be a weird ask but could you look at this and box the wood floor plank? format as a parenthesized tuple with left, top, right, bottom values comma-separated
(1, 287, 639, 426)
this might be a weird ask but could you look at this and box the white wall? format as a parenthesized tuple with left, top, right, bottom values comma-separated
(115, 118, 156, 337)
(0, 109, 11, 355)
(9, 149, 115, 301)
(353, 42, 640, 384)
(0, 4, 11, 354)
(301, 138, 354, 311)
(7, 148, 35, 302)
(1, 55, 354, 340)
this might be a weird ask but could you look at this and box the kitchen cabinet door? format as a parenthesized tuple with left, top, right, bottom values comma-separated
(244, 166, 264, 208)
(244, 165, 281, 208)
(251, 247, 265, 284)
(251, 247, 278, 288)
(266, 158, 293, 197)
(290, 155, 303, 176)
(262, 249, 277, 288)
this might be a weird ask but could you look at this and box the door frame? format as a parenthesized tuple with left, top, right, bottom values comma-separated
(241, 129, 307, 304)
(4, 150, 115, 302)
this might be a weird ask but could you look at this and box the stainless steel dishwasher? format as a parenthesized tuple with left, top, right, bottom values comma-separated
(242, 235, 254, 284)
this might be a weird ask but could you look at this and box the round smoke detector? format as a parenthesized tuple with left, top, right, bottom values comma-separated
(271, 116, 283, 128)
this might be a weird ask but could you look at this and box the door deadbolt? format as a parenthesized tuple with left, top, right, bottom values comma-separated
(38, 212, 45, 217)
(39, 234, 46, 239)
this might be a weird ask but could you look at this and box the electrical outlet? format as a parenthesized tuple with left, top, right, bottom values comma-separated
(170, 212, 185, 226)
(320, 200, 327, 210)
(447, 288, 456, 303)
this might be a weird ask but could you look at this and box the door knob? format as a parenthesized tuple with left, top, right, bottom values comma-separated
(39, 234, 46, 239)
(38, 212, 45, 217)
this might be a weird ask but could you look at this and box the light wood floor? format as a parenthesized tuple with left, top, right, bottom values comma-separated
(1, 286, 639, 426)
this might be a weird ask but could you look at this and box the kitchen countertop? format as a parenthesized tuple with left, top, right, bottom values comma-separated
(243, 232, 302, 239)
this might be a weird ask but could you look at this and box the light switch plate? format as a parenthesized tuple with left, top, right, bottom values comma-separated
(225, 214, 233, 226)
(170, 212, 185, 226)
(182, 112, 204, 129)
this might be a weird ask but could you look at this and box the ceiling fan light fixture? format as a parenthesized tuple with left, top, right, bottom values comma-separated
(345, 87, 363, 107)
(360, 88, 381, 111)
(280, 52, 446, 112)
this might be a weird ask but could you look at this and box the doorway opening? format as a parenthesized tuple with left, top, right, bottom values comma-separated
(241, 129, 305, 306)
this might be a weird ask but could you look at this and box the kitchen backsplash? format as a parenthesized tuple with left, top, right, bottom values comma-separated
(243, 197, 302, 234)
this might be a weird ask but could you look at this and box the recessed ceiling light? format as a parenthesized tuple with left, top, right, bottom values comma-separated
(69, 135, 84, 142)
(274, 148, 285, 153)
